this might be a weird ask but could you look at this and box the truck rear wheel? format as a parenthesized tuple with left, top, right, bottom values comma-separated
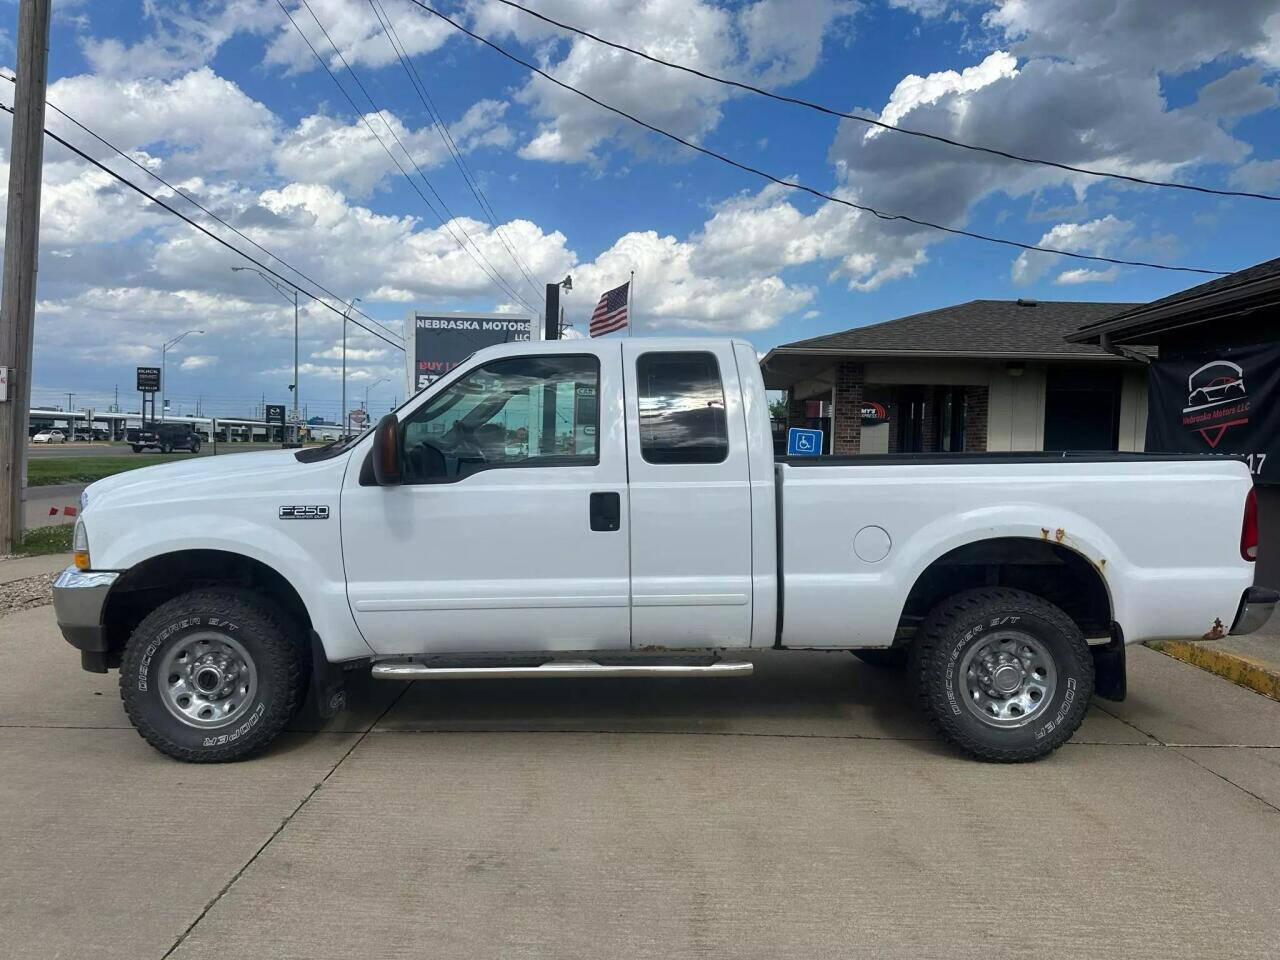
(911, 587, 1094, 763)
(119, 588, 309, 762)
(130, 444, 143, 453)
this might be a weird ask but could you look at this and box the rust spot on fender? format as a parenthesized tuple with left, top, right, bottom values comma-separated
(1202, 618, 1226, 641)
(1055, 527, 1066, 543)
(1041, 527, 1051, 539)
(1099, 557, 1106, 569)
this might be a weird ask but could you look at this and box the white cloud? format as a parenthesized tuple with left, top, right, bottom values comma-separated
(873, 51, 1018, 132)
(180, 355, 218, 370)
(1010, 215, 1132, 285)
(1230, 159, 1280, 193)
(476, 0, 855, 164)
(263, 0, 455, 74)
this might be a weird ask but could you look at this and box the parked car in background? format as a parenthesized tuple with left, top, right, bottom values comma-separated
(126, 422, 202, 454)
(32, 429, 65, 443)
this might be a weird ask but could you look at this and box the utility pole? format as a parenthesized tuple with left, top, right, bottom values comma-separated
(341, 296, 360, 438)
(0, 0, 51, 553)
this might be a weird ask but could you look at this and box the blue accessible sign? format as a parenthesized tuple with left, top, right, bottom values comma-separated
(787, 427, 824, 457)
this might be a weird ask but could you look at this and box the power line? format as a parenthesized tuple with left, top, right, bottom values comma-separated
(0, 73, 404, 346)
(406, 0, 1232, 277)
(281, 0, 541, 313)
(367, 0, 542, 299)
(0, 103, 407, 351)
(486, 0, 1280, 204)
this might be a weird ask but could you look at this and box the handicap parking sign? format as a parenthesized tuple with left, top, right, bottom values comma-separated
(787, 427, 824, 457)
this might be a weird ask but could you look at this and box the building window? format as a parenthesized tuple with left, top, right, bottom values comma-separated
(636, 351, 728, 463)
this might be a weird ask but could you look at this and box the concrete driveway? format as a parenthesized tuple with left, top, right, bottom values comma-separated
(2, 603, 1278, 960)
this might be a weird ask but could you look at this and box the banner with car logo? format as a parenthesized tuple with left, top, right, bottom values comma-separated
(1146, 340, 1280, 485)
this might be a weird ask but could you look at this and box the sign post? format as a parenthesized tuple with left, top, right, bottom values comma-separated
(136, 366, 160, 425)
(265, 404, 286, 446)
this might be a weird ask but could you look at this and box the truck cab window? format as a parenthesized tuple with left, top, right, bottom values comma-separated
(636, 352, 728, 464)
(399, 355, 599, 482)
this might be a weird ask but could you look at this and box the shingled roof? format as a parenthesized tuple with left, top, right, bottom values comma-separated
(1068, 256, 1280, 344)
(776, 299, 1137, 359)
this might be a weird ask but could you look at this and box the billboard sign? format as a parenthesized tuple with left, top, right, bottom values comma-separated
(265, 404, 286, 426)
(404, 312, 534, 393)
(136, 366, 161, 393)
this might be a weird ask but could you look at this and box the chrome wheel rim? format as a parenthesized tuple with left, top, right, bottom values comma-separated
(957, 630, 1056, 729)
(157, 631, 258, 729)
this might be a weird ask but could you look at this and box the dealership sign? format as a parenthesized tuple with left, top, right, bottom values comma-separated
(1146, 341, 1279, 484)
(404, 313, 533, 392)
(861, 400, 888, 424)
(136, 366, 161, 393)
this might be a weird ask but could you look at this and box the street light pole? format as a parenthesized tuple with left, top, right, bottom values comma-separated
(364, 376, 389, 412)
(341, 296, 361, 438)
(231, 267, 302, 441)
(160, 329, 203, 422)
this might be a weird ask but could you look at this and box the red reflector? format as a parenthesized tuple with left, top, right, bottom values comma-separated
(1242, 486, 1259, 562)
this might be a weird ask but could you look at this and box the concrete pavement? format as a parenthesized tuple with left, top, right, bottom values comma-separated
(3, 603, 1279, 960)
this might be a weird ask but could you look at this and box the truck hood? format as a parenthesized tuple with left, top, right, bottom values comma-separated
(83, 449, 329, 510)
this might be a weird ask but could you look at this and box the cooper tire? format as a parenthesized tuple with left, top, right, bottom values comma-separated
(852, 648, 908, 669)
(911, 587, 1093, 763)
(119, 588, 308, 763)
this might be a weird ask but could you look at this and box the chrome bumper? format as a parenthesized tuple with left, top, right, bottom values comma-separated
(52, 566, 119, 672)
(1230, 586, 1279, 637)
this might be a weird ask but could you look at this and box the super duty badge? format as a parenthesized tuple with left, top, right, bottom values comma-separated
(279, 505, 330, 520)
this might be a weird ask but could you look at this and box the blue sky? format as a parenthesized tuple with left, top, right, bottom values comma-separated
(4, 0, 1278, 419)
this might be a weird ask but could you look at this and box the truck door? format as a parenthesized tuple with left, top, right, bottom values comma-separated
(341, 342, 630, 655)
(621, 343, 753, 647)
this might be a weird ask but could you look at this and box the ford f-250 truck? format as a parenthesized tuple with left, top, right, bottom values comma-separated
(53, 338, 1276, 763)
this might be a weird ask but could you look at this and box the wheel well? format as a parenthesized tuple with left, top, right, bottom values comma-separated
(101, 550, 312, 667)
(896, 537, 1112, 643)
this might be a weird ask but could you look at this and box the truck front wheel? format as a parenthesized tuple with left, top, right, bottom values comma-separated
(119, 588, 309, 762)
(912, 587, 1094, 763)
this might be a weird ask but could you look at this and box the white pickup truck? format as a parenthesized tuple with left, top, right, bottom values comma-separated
(54, 337, 1275, 763)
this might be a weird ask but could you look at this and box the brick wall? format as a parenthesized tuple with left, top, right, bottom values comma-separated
(963, 385, 989, 452)
(832, 361, 864, 455)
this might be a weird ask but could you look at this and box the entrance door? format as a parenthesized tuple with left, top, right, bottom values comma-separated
(341, 343, 631, 655)
(1044, 367, 1121, 451)
(621, 343, 754, 648)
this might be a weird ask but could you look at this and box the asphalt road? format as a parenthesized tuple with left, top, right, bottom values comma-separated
(27, 442, 271, 459)
(3, 602, 1279, 959)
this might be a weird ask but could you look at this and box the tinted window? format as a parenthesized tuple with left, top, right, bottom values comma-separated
(400, 355, 598, 482)
(636, 352, 728, 464)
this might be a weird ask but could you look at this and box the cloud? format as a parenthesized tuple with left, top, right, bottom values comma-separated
(1192, 65, 1278, 122)
(1010, 215, 1133, 285)
(475, 0, 855, 164)
(1230, 159, 1280, 193)
(180, 355, 218, 370)
(263, 0, 455, 75)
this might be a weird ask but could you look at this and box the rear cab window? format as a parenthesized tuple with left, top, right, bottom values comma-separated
(636, 352, 728, 464)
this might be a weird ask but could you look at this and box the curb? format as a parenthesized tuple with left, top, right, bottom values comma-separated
(1147, 640, 1280, 703)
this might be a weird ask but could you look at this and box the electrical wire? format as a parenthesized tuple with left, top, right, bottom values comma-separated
(367, 0, 542, 299)
(0, 73, 404, 345)
(485, 0, 1280, 204)
(282, 0, 542, 313)
(1, 103, 407, 351)
(404, 0, 1232, 277)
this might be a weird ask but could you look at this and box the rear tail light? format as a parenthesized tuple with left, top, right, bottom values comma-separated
(1241, 485, 1258, 562)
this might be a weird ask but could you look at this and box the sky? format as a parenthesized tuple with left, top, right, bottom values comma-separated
(2, 0, 1278, 421)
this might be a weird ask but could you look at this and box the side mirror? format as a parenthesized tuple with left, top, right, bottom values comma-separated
(371, 413, 401, 485)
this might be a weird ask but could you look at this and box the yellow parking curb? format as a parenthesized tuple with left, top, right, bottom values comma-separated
(1147, 641, 1280, 703)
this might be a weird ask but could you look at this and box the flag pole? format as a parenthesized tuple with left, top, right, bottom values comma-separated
(628, 270, 634, 337)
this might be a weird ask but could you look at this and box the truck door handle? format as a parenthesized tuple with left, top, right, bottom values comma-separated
(589, 492, 621, 532)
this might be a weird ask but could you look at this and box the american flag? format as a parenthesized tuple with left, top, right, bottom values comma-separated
(589, 281, 630, 337)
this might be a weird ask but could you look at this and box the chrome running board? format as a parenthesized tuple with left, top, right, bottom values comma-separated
(370, 658, 754, 681)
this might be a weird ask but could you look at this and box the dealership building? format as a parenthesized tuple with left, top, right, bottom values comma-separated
(761, 299, 1148, 456)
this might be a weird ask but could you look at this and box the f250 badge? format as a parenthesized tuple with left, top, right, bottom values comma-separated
(279, 505, 330, 520)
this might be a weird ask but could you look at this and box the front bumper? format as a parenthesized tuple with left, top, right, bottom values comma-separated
(1230, 586, 1279, 637)
(52, 566, 119, 672)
